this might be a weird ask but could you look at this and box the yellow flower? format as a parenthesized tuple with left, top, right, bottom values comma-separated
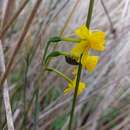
(81, 53, 99, 72)
(69, 25, 105, 72)
(71, 25, 105, 57)
(70, 52, 99, 73)
(64, 79, 85, 95)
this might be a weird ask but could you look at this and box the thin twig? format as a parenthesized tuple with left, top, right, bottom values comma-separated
(0, 0, 16, 130)
(0, 42, 15, 130)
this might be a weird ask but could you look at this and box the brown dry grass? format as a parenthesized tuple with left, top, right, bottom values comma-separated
(0, 0, 130, 130)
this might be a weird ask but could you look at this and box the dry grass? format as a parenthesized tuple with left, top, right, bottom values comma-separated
(0, 0, 130, 130)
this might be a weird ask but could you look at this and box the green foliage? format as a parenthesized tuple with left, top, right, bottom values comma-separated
(99, 107, 120, 128)
(11, 83, 23, 111)
(52, 114, 68, 130)
(10, 71, 23, 83)
(45, 87, 61, 106)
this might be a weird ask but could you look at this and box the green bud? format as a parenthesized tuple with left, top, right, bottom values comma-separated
(49, 36, 62, 42)
(45, 51, 68, 64)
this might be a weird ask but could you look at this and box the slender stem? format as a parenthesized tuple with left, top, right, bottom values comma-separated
(20, 89, 36, 130)
(68, 0, 95, 130)
(23, 51, 30, 130)
(62, 37, 80, 43)
(45, 51, 69, 65)
(0, 91, 3, 128)
(42, 37, 79, 65)
(86, 0, 95, 28)
(68, 55, 82, 130)
(34, 89, 39, 130)
(23, 67, 27, 129)
(42, 41, 51, 65)
(46, 67, 72, 83)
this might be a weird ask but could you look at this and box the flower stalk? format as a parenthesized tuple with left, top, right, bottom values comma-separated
(86, 0, 95, 28)
(68, 0, 95, 130)
(43, 1, 105, 130)
(46, 67, 72, 83)
(61, 37, 80, 43)
(68, 54, 83, 130)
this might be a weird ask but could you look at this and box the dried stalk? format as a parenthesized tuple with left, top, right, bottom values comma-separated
(0, 0, 43, 88)
(0, 42, 15, 130)
(0, 0, 29, 38)
(0, 0, 16, 130)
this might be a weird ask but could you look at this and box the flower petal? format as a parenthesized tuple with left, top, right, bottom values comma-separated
(64, 80, 86, 95)
(64, 83, 74, 94)
(77, 82, 86, 95)
(71, 41, 88, 57)
(81, 54, 99, 72)
(64, 87, 72, 94)
(74, 25, 89, 39)
(90, 31, 105, 51)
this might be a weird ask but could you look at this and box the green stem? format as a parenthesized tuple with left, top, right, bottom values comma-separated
(61, 37, 80, 43)
(68, 55, 82, 130)
(22, 51, 30, 130)
(45, 51, 70, 65)
(34, 89, 39, 130)
(42, 41, 51, 65)
(86, 0, 95, 28)
(68, 0, 95, 130)
(42, 37, 79, 65)
(46, 67, 72, 83)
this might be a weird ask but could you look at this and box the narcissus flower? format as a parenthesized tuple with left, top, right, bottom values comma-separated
(71, 25, 105, 57)
(64, 79, 85, 95)
(70, 25, 105, 72)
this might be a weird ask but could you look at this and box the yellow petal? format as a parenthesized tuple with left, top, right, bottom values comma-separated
(64, 80, 86, 95)
(71, 41, 88, 57)
(64, 83, 74, 94)
(81, 54, 99, 72)
(77, 82, 86, 95)
(74, 25, 89, 39)
(64, 87, 73, 94)
(89, 31, 105, 51)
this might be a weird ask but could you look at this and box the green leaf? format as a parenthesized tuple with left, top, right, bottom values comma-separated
(45, 51, 68, 64)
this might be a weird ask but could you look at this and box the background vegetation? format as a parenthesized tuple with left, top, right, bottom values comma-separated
(0, 0, 130, 130)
